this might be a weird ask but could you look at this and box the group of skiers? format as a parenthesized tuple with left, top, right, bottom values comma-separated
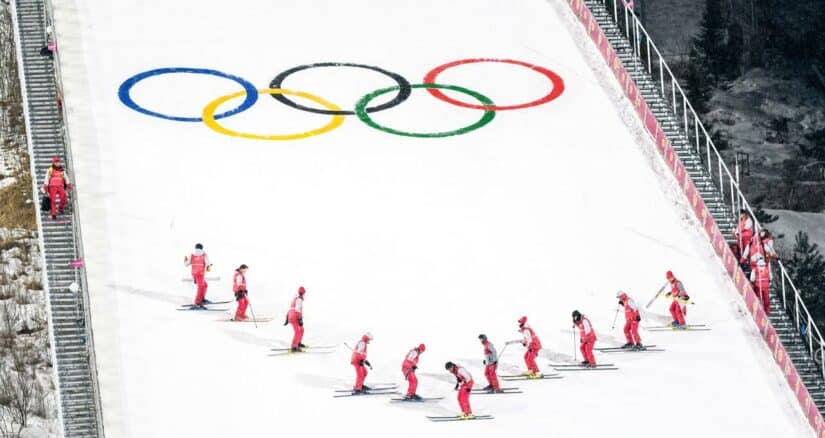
(182, 243, 696, 419)
(734, 210, 777, 314)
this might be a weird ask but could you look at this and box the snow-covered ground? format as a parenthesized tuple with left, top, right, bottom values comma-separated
(50, 0, 813, 436)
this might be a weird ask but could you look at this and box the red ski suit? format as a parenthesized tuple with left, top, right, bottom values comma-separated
(750, 261, 771, 314)
(575, 315, 597, 365)
(735, 214, 754, 252)
(351, 336, 370, 390)
(287, 294, 304, 348)
(185, 249, 211, 305)
(481, 340, 501, 390)
(618, 293, 642, 344)
(43, 164, 69, 217)
(450, 365, 474, 415)
(668, 277, 688, 326)
(401, 348, 421, 397)
(519, 324, 542, 374)
(233, 270, 248, 320)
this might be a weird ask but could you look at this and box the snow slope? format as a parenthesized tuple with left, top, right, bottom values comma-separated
(51, 0, 812, 436)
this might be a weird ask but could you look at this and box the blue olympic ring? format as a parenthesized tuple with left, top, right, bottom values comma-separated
(117, 67, 258, 122)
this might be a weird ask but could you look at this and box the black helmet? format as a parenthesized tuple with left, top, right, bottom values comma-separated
(445, 361, 456, 370)
(195, 243, 203, 250)
(478, 334, 487, 341)
(572, 310, 582, 322)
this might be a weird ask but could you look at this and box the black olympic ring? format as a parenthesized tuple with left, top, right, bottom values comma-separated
(269, 62, 412, 116)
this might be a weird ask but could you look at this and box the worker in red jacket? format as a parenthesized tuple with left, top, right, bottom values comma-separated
(666, 271, 689, 328)
(41, 156, 71, 219)
(478, 334, 502, 392)
(183, 243, 213, 307)
(616, 291, 643, 350)
(445, 361, 474, 419)
(750, 257, 771, 315)
(232, 264, 249, 321)
(284, 286, 306, 351)
(573, 310, 597, 367)
(401, 344, 425, 400)
(735, 210, 754, 254)
(351, 333, 373, 394)
(508, 316, 542, 377)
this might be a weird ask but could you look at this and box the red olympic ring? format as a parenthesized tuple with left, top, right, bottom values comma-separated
(423, 58, 565, 111)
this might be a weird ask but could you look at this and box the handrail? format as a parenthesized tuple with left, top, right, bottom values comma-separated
(593, 0, 825, 377)
(41, 0, 106, 435)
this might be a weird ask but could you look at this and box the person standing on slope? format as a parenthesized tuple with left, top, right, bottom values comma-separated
(284, 286, 306, 352)
(478, 334, 502, 392)
(401, 344, 425, 400)
(232, 264, 249, 321)
(351, 332, 373, 394)
(573, 310, 598, 367)
(616, 291, 643, 350)
(507, 316, 542, 378)
(665, 271, 689, 329)
(445, 361, 474, 419)
(184, 243, 213, 307)
(41, 156, 71, 220)
(734, 210, 754, 257)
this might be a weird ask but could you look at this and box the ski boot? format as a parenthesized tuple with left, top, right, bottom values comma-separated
(481, 385, 493, 391)
(351, 388, 366, 395)
(585, 363, 597, 368)
(298, 343, 307, 348)
(620, 342, 634, 349)
(460, 413, 475, 420)
(670, 321, 679, 327)
(362, 385, 371, 391)
(527, 372, 543, 379)
(580, 360, 589, 366)
(411, 394, 423, 401)
(633, 343, 646, 351)
(289, 346, 302, 353)
(674, 324, 687, 330)
(202, 298, 213, 304)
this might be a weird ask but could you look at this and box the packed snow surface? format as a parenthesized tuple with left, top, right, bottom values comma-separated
(51, 0, 812, 436)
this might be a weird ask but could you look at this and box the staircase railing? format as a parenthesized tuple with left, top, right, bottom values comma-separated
(590, 0, 825, 378)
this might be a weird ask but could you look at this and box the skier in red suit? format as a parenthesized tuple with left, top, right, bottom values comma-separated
(183, 243, 213, 307)
(351, 333, 373, 394)
(478, 334, 502, 392)
(445, 361, 474, 419)
(573, 310, 597, 367)
(41, 156, 71, 219)
(666, 271, 689, 328)
(232, 264, 249, 321)
(508, 316, 542, 377)
(401, 344, 425, 400)
(284, 286, 306, 351)
(750, 257, 771, 315)
(616, 291, 643, 349)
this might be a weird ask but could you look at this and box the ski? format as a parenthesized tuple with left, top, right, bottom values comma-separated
(472, 389, 524, 394)
(271, 345, 337, 352)
(549, 363, 615, 367)
(553, 366, 619, 371)
(333, 389, 397, 398)
(427, 415, 494, 422)
(596, 345, 656, 351)
(268, 349, 336, 357)
(177, 306, 228, 312)
(181, 276, 221, 282)
(646, 327, 711, 332)
(500, 375, 563, 381)
(334, 384, 397, 393)
(217, 317, 274, 323)
(600, 347, 665, 352)
(390, 396, 444, 402)
(179, 300, 232, 306)
(471, 386, 519, 392)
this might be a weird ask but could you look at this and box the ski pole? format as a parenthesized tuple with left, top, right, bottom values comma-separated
(495, 342, 510, 363)
(645, 281, 669, 309)
(247, 297, 258, 328)
(611, 306, 620, 330)
(572, 328, 577, 361)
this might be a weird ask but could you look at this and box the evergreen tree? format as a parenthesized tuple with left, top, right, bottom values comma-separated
(692, 0, 739, 85)
(786, 231, 825, 313)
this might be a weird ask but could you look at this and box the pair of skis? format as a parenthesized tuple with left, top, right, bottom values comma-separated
(549, 363, 619, 371)
(645, 324, 710, 332)
(595, 344, 665, 353)
(177, 301, 231, 312)
(333, 384, 397, 398)
(269, 345, 336, 356)
(499, 373, 563, 381)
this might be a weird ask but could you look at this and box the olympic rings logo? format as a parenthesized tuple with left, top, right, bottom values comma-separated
(118, 58, 565, 140)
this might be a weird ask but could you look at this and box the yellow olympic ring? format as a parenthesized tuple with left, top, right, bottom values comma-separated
(202, 88, 345, 140)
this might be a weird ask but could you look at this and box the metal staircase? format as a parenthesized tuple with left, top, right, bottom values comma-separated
(584, 0, 825, 414)
(12, 0, 103, 436)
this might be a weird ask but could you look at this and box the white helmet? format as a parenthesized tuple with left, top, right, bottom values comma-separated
(363, 332, 373, 341)
(616, 290, 625, 298)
